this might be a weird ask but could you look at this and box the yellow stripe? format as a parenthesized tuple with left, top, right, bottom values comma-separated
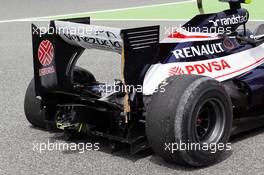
(78, 124, 83, 133)
(244, 0, 252, 4)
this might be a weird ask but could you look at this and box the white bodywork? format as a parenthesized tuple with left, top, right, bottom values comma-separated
(55, 21, 122, 53)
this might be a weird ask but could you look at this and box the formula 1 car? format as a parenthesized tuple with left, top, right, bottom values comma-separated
(24, 0, 264, 167)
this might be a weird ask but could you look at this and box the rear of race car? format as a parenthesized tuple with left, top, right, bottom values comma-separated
(25, 17, 234, 167)
(26, 17, 160, 154)
(24, 0, 263, 167)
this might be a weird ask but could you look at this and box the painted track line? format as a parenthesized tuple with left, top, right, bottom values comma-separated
(0, 18, 262, 23)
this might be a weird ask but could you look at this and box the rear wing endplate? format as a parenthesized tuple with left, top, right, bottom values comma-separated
(31, 17, 160, 98)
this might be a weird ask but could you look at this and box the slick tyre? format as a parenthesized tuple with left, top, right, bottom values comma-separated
(24, 79, 46, 129)
(146, 75, 233, 167)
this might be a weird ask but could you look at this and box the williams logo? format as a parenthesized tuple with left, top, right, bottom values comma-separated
(172, 43, 224, 59)
(209, 13, 248, 27)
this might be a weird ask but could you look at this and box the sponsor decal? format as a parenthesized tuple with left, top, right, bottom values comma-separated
(63, 31, 122, 51)
(185, 59, 231, 74)
(209, 13, 248, 27)
(55, 21, 122, 53)
(39, 66, 55, 77)
(168, 59, 231, 76)
(37, 40, 55, 77)
(172, 43, 224, 59)
(38, 40, 54, 66)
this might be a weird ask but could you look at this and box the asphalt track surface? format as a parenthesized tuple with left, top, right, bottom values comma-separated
(1, 1, 264, 175)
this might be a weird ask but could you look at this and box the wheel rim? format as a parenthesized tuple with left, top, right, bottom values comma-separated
(195, 98, 225, 143)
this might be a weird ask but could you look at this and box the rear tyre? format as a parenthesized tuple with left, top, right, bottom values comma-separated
(146, 75, 233, 167)
(24, 67, 96, 129)
(24, 79, 46, 129)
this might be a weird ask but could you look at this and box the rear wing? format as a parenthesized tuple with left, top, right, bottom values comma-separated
(31, 17, 160, 97)
(55, 20, 123, 53)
